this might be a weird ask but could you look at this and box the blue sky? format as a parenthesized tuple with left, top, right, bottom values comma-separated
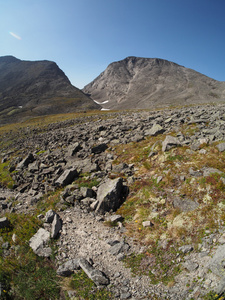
(1, 0, 225, 88)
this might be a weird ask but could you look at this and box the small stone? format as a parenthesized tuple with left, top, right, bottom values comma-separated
(142, 221, 154, 227)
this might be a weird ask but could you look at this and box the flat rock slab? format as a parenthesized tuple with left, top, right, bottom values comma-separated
(29, 228, 51, 257)
(173, 197, 199, 212)
(208, 244, 225, 277)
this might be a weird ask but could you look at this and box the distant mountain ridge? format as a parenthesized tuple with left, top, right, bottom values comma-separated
(83, 56, 225, 109)
(0, 56, 99, 125)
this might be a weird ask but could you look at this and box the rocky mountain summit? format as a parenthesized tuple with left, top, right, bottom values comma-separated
(83, 56, 225, 110)
(0, 56, 99, 125)
(2, 104, 225, 298)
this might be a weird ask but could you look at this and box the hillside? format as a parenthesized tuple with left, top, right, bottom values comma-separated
(0, 56, 100, 125)
(1, 105, 225, 299)
(83, 56, 225, 109)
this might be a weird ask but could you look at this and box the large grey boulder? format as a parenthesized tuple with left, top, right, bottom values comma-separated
(29, 228, 52, 257)
(56, 258, 80, 276)
(55, 168, 78, 186)
(95, 178, 126, 214)
(162, 135, 181, 152)
(79, 258, 109, 286)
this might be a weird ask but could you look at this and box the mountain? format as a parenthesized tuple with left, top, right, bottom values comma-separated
(83, 56, 225, 110)
(0, 56, 100, 124)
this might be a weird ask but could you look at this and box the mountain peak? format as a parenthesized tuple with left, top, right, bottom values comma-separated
(0, 56, 99, 125)
(83, 57, 225, 110)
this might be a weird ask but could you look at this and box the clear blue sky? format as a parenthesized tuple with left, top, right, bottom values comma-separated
(1, 0, 225, 88)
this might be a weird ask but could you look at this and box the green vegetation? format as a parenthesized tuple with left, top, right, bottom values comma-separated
(0, 161, 15, 188)
(0, 214, 61, 299)
(66, 270, 112, 299)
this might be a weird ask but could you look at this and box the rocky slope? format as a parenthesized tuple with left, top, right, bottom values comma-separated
(2, 105, 225, 298)
(83, 56, 225, 110)
(0, 56, 100, 125)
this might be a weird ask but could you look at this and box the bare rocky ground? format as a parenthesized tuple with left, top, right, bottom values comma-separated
(2, 104, 225, 299)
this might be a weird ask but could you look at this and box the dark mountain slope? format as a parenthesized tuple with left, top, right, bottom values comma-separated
(83, 56, 225, 109)
(0, 56, 99, 124)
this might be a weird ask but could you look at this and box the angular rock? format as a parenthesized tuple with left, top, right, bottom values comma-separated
(91, 143, 108, 154)
(81, 197, 96, 206)
(67, 142, 82, 156)
(90, 200, 99, 210)
(95, 178, 125, 214)
(45, 209, 56, 223)
(108, 215, 124, 223)
(51, 214, 62, 238)
(0, 217, 10, 229)
(109, 242, 130, 256)
(29, 228, 52, 257)
(162, 135, 181, 152)
(79, 258, 109, 286)
(55, 168, 78, 186)
(80, 186, 96, 198)
(16, 153, 34, 170)
(145, 123, 165, 136)
(56, 258, 80, 276)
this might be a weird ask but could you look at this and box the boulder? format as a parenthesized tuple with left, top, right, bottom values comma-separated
(56, 258, 80, 276)
(45, 209, 56, 223)
(29, 228, 52, 257)
(79, 258, 109, 286)
(162, 135, 181, 152)
(95, 178, 126, 213)
(16, 153, 34, 170)
(145, 123, 165, 136)
(108, 241, 130, 256)
(67, 142, 82, 156)
(91, 143, 108, 154)
(55, 168, 78, 186)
